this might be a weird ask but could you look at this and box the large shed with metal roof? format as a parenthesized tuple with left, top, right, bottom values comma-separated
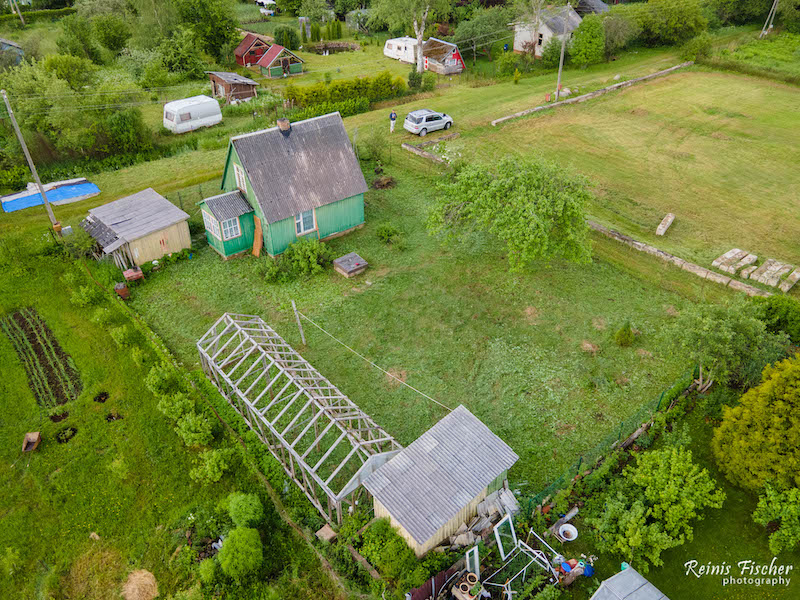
(200, 112, 367, 258)
(363, 405, 519, 557)
(80, 188, 190, 269)
(207, 71, 259, 103)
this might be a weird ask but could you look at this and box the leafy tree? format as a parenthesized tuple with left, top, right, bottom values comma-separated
(218, 527, 264, 581)
(680, 31, 713, 61)
(334, 0, 357, 19)
(753, 484, 800, 554)
(664, 300, 788, 388)
(157, 391, 194, 421)
(454, 6, 511, 64)
(372, 0, 452, 72)
(278, 0, 303, 16)
(752, 295, 800, 344)
(570, 13, 604, 67)
(273, 25, 301, 50)
(93, 14, 131, 54)
(58, 14, 103, 64)
(76, 0, 130, 18)
(540, 36, 562, 68)
(713, 356, 800, 492)
(779, 0, 800, 34)
(300, 0, 331, 22)
(189, 448, 233, 484)
(710, 0, 772, 25)
(408, 66, 422, 89)
(175, 411, 214, 447)
(427, 157, 591, 272)
(159, 26, 206, 78)
(105, 108, 153, 154)
(228, 492, 265, 527)
(602, 12, 641, 59)
(174, 0, 239, 61)
(641, 0, 707, 46)
(588, 447, 725, 571)
(42, 54, 97, 91)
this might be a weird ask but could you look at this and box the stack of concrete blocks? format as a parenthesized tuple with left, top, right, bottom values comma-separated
(712, 249, 800, 293)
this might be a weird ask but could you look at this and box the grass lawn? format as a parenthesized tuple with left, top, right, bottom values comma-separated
(125, 150, 719, 494)
(711, 32, 800, 80)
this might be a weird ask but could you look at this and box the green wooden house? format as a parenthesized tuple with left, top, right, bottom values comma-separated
(255, 44, 304, 78)
(199, 112, 367, 259)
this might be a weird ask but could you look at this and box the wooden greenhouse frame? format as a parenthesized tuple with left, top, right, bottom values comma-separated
(197, 313, 402, 523)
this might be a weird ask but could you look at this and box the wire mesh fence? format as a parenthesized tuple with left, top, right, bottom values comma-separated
(522, 365, 698, 516)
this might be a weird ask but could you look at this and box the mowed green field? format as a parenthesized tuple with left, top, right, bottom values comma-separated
(447, 70, 800, 270)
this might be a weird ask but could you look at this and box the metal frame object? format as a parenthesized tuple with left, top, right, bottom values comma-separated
(197, 313, 402, 523)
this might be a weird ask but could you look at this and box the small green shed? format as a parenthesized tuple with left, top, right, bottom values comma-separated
(201, 112, 367, 259)
(255, 44, 304, 78)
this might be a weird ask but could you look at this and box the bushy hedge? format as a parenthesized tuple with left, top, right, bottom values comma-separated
(291, 97, 370, 120)
(285, 70, 407, 107)
(0, 7, 75, 24)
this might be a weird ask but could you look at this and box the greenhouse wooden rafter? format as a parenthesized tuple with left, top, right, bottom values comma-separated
(197, 313, 402, 523)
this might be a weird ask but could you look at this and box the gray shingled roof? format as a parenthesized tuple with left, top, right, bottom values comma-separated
(82, 188, 189, 249)
(0, 37, 22, 50)
(231, 112, 367, 225)
(576, 0, 610, 15)
(590, 568, 669, 600)
(543, 6, 582, 34)
(363, 405, 519, 545)
(203, 190, 253, 222)
(206, 71, 259, 86)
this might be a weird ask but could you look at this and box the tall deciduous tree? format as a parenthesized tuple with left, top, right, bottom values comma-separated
(713, 356, 800, 492)
(427, 157, 592, 272)
(372, 0, 453, 72)
(570, 13, 604, 66)
(602, 11, 641, 59)
(641, 0, 707, 45)
(300, 0, 330, 23)
(589, 447, 725, 571)
(454, 7, 511, 64)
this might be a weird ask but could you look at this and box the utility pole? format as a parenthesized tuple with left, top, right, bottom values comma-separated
(555, 3, 571, 102)
(1, 90, 59, 233)
(760, 0, 779, 38)
(8, 0, 25, 26)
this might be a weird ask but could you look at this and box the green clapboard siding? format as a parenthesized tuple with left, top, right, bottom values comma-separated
(221, 213, 255, 256)
(289, 63, 302, 74)
(269, 66, 282, 78)
(487, 470, 508, 494)
(265, 193, 364, 256)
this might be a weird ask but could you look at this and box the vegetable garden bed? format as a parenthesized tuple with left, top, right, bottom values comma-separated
(0, 307, 81, 408)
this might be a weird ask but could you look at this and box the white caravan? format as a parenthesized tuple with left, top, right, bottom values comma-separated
(383, 37, 419, 63)
(163, 95, 222, 134)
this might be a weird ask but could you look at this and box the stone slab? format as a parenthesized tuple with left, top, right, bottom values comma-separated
(749, 258, 778, 284)
(712, 248, 745, 269)
(724, 253, 757, 274)
(333, 252, 368, 278)
(740, 265, 758, 279)
(763, 263, 793, 287)
(779, 269, 800, 293)
(656, 213, 675, 236)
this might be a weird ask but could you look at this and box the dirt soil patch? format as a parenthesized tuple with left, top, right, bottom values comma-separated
(0, 307, 82, 408)
(665, 305, 679, 317)
(372, 175, 396, 189)
(556, 423, 577, 437)
(106, 413, 123, 422)
(56, 427, 77, 444)
(637, 348, 653, 358)
(62, 546, 125, 600)
(122, 570, 158, 600)
(50, 411, 69, 422)
(592, 317, 606, 330)
(94, 391, 109, 403)
(581, 340, 599, 356)
(524, 306, 540, 324)
(386, 369, 407, 385)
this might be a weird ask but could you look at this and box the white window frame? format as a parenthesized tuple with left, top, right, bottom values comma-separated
(202, 210, 221, 239)
(295, 209, 316, 235)
(466, 546, 480, 580)
(494, 514, 518, 561)
(234, 163, 248, 193)
(221, 217, 241, 241)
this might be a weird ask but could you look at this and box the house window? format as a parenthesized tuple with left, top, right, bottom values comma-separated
(538, 33, 544, 46)
(202, 210, 221, 239)
(221, 217, 241, 240)
(295, 209, 315, 235)
(234, 163, 248, 193)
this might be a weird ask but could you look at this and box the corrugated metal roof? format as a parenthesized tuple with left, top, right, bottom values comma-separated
(576, 0, 610, 15)
(231, 112, 367, 224)
(543, 6, 582, 35)
(80, 214, 118, 250)
(85, 188, 189, 244)
(206, 71, 259, 86)
(363, 405, 519, 545)
(590, 568, 669, 600)
(202, 190, 253, 221)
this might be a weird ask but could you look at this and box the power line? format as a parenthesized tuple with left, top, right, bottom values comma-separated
(296, 311, 453, 412)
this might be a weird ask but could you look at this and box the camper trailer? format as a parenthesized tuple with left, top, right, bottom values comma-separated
(383, 37, 419, 63)
(163, 95, 222, 134)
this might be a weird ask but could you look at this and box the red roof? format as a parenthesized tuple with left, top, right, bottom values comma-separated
(256, 44, 304, 68)
(234, 33, 262, 58)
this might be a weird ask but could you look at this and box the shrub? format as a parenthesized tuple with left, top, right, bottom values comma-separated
(421, 72, 436, 92)
(176, 411, 214, 448)
(190, 448, 233, 484)
(198, 557, 218, 586)
(680, 31, 713, 61)
(408, 67, 422, 90)
(614, 321, 635, 347)
(752, 295, 800, 343)
(697, 385, 738, 421)
(541, 37, 563, 69)
(109, 324, 137, 348)
(91, 307, 114, 327)
(513, 68, 521, 84)
(281, 237, 333, 277)
(495, 51, 519, 77)
(228, 492, 265, 527)
(157, 391, 195, 422)
(753, 484, 800, 554)
(713, 356, 800, 491)
(145, 361, 184, 396)
(570, 13, 605, 67)
(69, 284, 103, 307)
(218, 527, 264, 581)
(290, 97, 370, 121)
(274, 25, 301, 50)
(376, 223, 401, 244)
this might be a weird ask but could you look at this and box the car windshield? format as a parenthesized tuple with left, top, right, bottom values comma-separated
(407, 115, 422, 124)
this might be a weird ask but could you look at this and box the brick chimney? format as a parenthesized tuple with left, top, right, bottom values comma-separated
(277, 118, 291, 135)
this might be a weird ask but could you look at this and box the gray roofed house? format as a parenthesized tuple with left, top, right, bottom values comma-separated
(80, 188, 191, 269)
(201, 190, 252, 222)
(363, 405, 519, 556)
(576, 0, 610, 15)
(200, 112, 367, 259)
(590, 567, 670, 600)
(542, 5, 583, 35)
(512, 6, 582, 57)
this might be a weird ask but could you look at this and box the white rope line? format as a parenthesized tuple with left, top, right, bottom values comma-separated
(297, 311, 453, 412)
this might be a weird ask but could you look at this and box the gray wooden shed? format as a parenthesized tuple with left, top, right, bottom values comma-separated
(81, 188, 190, 269)
(590, 567, 669, 600)
(363, 405, 519, 556)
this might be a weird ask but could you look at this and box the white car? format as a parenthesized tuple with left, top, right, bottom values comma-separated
(403, 109, 453, 136)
